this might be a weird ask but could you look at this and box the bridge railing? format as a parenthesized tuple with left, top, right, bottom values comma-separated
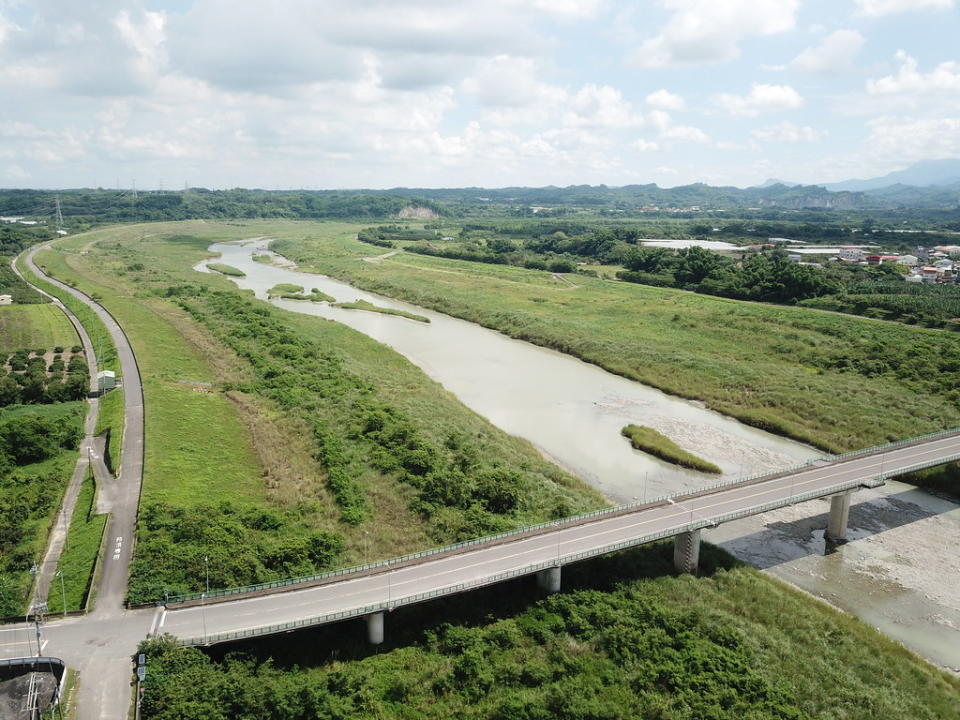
(163, 427, 960, 606)
(177, 456, 960, 647)
(828, 426, 960, 462)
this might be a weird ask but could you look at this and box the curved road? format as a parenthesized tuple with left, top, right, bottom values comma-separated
(18, 244, 148, 720)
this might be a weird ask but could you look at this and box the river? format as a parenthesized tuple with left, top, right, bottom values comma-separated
(196, 240, 960, 672)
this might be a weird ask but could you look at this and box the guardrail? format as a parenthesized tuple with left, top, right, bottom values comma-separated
(179, 458, 956, 647)
(164, 427, 960, 606)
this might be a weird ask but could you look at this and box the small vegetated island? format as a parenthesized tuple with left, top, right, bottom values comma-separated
(332, 298, 430, 323)
(621, 424, 722, 474)
(206, 262, 245, 277)
(266, 283, 334, 302)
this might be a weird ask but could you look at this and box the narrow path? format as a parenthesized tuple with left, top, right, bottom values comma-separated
(362, 249, 401, 264)
(9, 255, 111, 610)
(20, 244, 146, 720)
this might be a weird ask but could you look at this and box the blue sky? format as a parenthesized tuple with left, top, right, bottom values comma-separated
(0, 0, 958, 189)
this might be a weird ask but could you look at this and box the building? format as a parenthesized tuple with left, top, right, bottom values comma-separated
(0, 294, 12, 306)
(920, 267, 940, 283)
(97, 370, 116, 393)
(896, 255, 919, 267)
(866, 254, 899, 266)
(838, 247, 864, 261)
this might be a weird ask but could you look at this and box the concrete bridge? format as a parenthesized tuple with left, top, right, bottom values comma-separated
(154, 429, 960, 647)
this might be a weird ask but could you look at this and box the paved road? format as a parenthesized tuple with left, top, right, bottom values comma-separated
(9, 254, 111, 610)
(157, 432, 960, 645)
(19, 245, 147, 720)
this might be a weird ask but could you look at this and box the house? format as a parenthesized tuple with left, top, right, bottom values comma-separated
(896, 254, 919, 267)
(866, 254, 898, 266)
(838, 247, 864, 261)
(97, 370, 116, 393)
(905, 274, 923, 283)
(920, 267, 940, 283)
(0, 294, 12, 306)
(787, 254, 802, 263)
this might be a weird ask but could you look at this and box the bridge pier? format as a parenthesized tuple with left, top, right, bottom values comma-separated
(366, 612, 384, 645)
(536, 566, 562, 594)
(825, 491, 853, 543)
(673, 529, 701, 574)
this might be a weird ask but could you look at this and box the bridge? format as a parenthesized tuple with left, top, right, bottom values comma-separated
(155, 429, 960, 647)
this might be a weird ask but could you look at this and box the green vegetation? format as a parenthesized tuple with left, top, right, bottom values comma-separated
(252, 253, 273, 264)
(333, 298, 430, 323)
(34, 223, 601, 604)
(95, 388, 124, 474)
(901, 462, 960, 503)
(621, 424, 721, 474)
(0, 402, 84, 615)
(46, 471, 107, 613)
(206, 263, 245, 277)
(17, 253, 120, 375)
(801, 282, 960, 329)
(267, 283, 334, 302)
(274, 230, 960, 453)
(137, 545, 960, 720)
(0, 304, 78, 352)
(0, 346, 89, 408)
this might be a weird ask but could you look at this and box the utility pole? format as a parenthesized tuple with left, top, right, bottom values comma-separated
(204, 555, 209, 594)
(54, 195, 63, 234)
(55, 570, 66, 616)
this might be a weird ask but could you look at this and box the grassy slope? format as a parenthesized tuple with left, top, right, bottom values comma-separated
(94, 387, 124, 474)
(47, 471, 107, 613)
(140, 546, 960, 720)
(0, 303, 78, 352)
(273, 229, 960, 453)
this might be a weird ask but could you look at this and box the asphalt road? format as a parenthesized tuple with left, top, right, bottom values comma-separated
(158, 432, 960, 645)
(19, 244, 147, 720)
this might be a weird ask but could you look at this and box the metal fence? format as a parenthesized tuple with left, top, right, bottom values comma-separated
(165, 426, 960, 606)
(176, 448, 960, 646)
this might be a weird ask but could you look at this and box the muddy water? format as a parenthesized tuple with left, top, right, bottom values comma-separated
(198, 241, 960, 671)
(200, 241, 817, 503)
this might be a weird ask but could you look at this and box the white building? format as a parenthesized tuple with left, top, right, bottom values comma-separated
(0, 294, 12, 306)
(97, 370, 116, 393)
(896, 254, 919, 266)
(838, 247, 864, 261)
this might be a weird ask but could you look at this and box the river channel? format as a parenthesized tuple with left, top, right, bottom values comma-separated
(197, 240, 960, 671)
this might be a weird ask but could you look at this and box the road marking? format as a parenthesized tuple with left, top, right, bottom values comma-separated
(150, 607, 166, 635)
(113, 536, 123, 561)
(164, 437, 960, 638)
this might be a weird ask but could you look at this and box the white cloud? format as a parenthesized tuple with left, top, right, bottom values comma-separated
(752, 121, 824, 143)
(867, 51, 960, 94)
(865, 116, 960, 160)
(632, 0, 799, 68)
(633, 139, 660, 151)
(646, 110, 711, 144)
(714, 84, 804, 116)
(646, 89, 686, 111)
(854, 0, 955, 17)
(788, 30, 864, 74)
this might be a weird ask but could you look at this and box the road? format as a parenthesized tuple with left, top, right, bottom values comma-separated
(157, 431, 960, 646)
(18, 245, 147, 720)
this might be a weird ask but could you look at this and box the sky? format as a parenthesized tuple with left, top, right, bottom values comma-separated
(0, 0, 958, 190)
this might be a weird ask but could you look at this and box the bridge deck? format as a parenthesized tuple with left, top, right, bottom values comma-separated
(159, 432, 960, 646)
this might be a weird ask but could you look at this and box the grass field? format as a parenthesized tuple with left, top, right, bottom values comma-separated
(622, 424, 721, 474)
(139, 544, 960, 720)
(0, 304, 78, 353)
(16, 254, 120, 375)
(46, 471, 107, 613)
(272, 229, 960, 453)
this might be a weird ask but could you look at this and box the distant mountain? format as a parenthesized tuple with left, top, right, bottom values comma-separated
(824, 159, 960, 192)
(755, 179, 800, 189)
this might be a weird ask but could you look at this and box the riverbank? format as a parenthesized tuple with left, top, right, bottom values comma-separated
(272, 229, 960, 454)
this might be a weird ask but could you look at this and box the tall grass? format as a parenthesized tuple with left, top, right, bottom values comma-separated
(621, 424, 721, 473)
